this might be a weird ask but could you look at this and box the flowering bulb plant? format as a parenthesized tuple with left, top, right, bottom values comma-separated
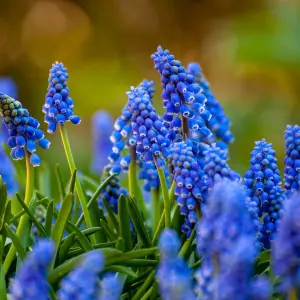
(0, 47, 298, 300)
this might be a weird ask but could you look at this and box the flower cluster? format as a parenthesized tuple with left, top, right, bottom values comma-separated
(9, 240, 55, 300)
(244, 139, 284, 249)
(157, 230, 195, 300)
(284, 125, 300, 196)
(203, 143, 240, 193)
(43, 62, 81, 133)
(186, 63, 233, 145)
(58, 251, 104, 299)
(170, 140, 207, 236)
(0, 93, 50, 166)
(151, 46, 211, 140)
(92, 110, 114, 175)
(100, 166, 127, 213)
(272, 193, 300, 292)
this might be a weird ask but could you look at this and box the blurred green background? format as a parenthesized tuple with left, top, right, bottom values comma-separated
(0, 0, 299, 180)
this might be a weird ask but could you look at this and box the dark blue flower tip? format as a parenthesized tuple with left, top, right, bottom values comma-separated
(43, 62, 80, 132)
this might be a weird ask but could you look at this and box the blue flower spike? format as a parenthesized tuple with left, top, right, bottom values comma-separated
(157, 229, 196, 300)
(244, 138, 285, 249)
(151, 46, 212, 140)
(58, 251, 104, 299)
(0, 93, 50, 166)
(43, 62, 81, 133)
(9, 240, 55, 300)
(284, 125, 300, 196)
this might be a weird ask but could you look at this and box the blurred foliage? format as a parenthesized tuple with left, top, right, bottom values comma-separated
(0, 0, 299, 184)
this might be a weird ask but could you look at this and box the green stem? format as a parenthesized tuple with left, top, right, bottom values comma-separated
(128, 146, 137, 197)
(155, 160, 170, 228)
(59, 125, 95, 242)
(3, 152, 34, 274)
(151, 188, 160, 232)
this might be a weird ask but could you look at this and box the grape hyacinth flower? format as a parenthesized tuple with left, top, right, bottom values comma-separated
(57, 251, 104, 300)
(197, 180, 256, 258)
(216, 237, 270, 300)
(0, 93, 50, 166)
(169, 140, 207, 236)
(186, 63, 233, 145)
(272, 193, 300, 293)
(194, 260, 214, 300)
(9, 240, 55, 300)
(92, 111, 114, 175)
(98, 274, 122, 300)
(157, 229, 196, 300)
(203, 143, 240, 193)
(284, 125, 300, 196)
(0, 130, 18, 195)
(99, 166, 127, 213)
(43, 62, 81, 133)
(244, 139, 284, 249)
(151, 46, 212, 140)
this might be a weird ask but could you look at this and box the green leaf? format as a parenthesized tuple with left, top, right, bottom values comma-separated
(0, 200, 11, 232)
(171, 205, 184, 236)
(106, 265, 137, 278)
(102, 198, 119, 234)
(55, 164, 66, 201)
(255, 261, 270, 275)
(48, 248, 122, 284)
(50, 193, 74, 269)
(100, 219, 117, 241)
(132, 270, 155, 300)
(16, 194, 48, 238)
(116, 237, 125, 252)
(45, 200, 54, 235)
(58, 233, 75, 264)
(179, 227, 196, 259)
(68, 169, 77, 194)
(117, 259, 158, 267)
(257, 250, 271, 264)
(118, 194, 132, 251)
(4, 224, 26, 261)
(67, 222, 93, 251)
(0, 262, 7, 300)
(81, 175, 99, 191)
(76, 173, 117, 227)
(127, 197, 151, 248)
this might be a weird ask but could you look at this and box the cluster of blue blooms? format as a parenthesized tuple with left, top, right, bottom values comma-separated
(196, 180, 270, 300)
(186, 63, 233, 146)
(151, 46, 211, 141)
(43, 62, 81, 133)
(9, 240, 122, 300)
(157, 230, 195, 300)
(284, 125, 300, 196)
(92, 111, 114, 175)
(0, 93, 50, 166)
(244, 139, 285, 249)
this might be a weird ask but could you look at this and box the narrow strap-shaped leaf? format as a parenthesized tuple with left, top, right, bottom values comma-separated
(48, 248, 123, 284)
(106, 265, 137, 278)
(81, 175, 99, 191)
(127, 197, 151, 248)
(50, 192, 74, 270)
(68, 169, 77, 194)
(116, 237, 125, 252)
(0, 200, 11, 233)
(67, 222, 93, 251)
(76, 173, 117, 227)
(58, 233, 75, 264)
(140, 287, 153, 300)
(118, 259, 158, 267)
(61, 227, 102, 244)
(9, 197, 48, 225)
(118, 194, 132, 251)
(102, 198, 119, 234)
(55, 164, 66, 201)
(179, 227, 196, 259)
(45, 200, 54, 235)
(16, 194, 48, 237)
(132, 270, 155, 300)
(105, 248, 157, 266)
(100, 219, 117, 241)
(4, 224, 26, 261)
(0, 262, 7, 300)
(171, 205, 184, 236)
